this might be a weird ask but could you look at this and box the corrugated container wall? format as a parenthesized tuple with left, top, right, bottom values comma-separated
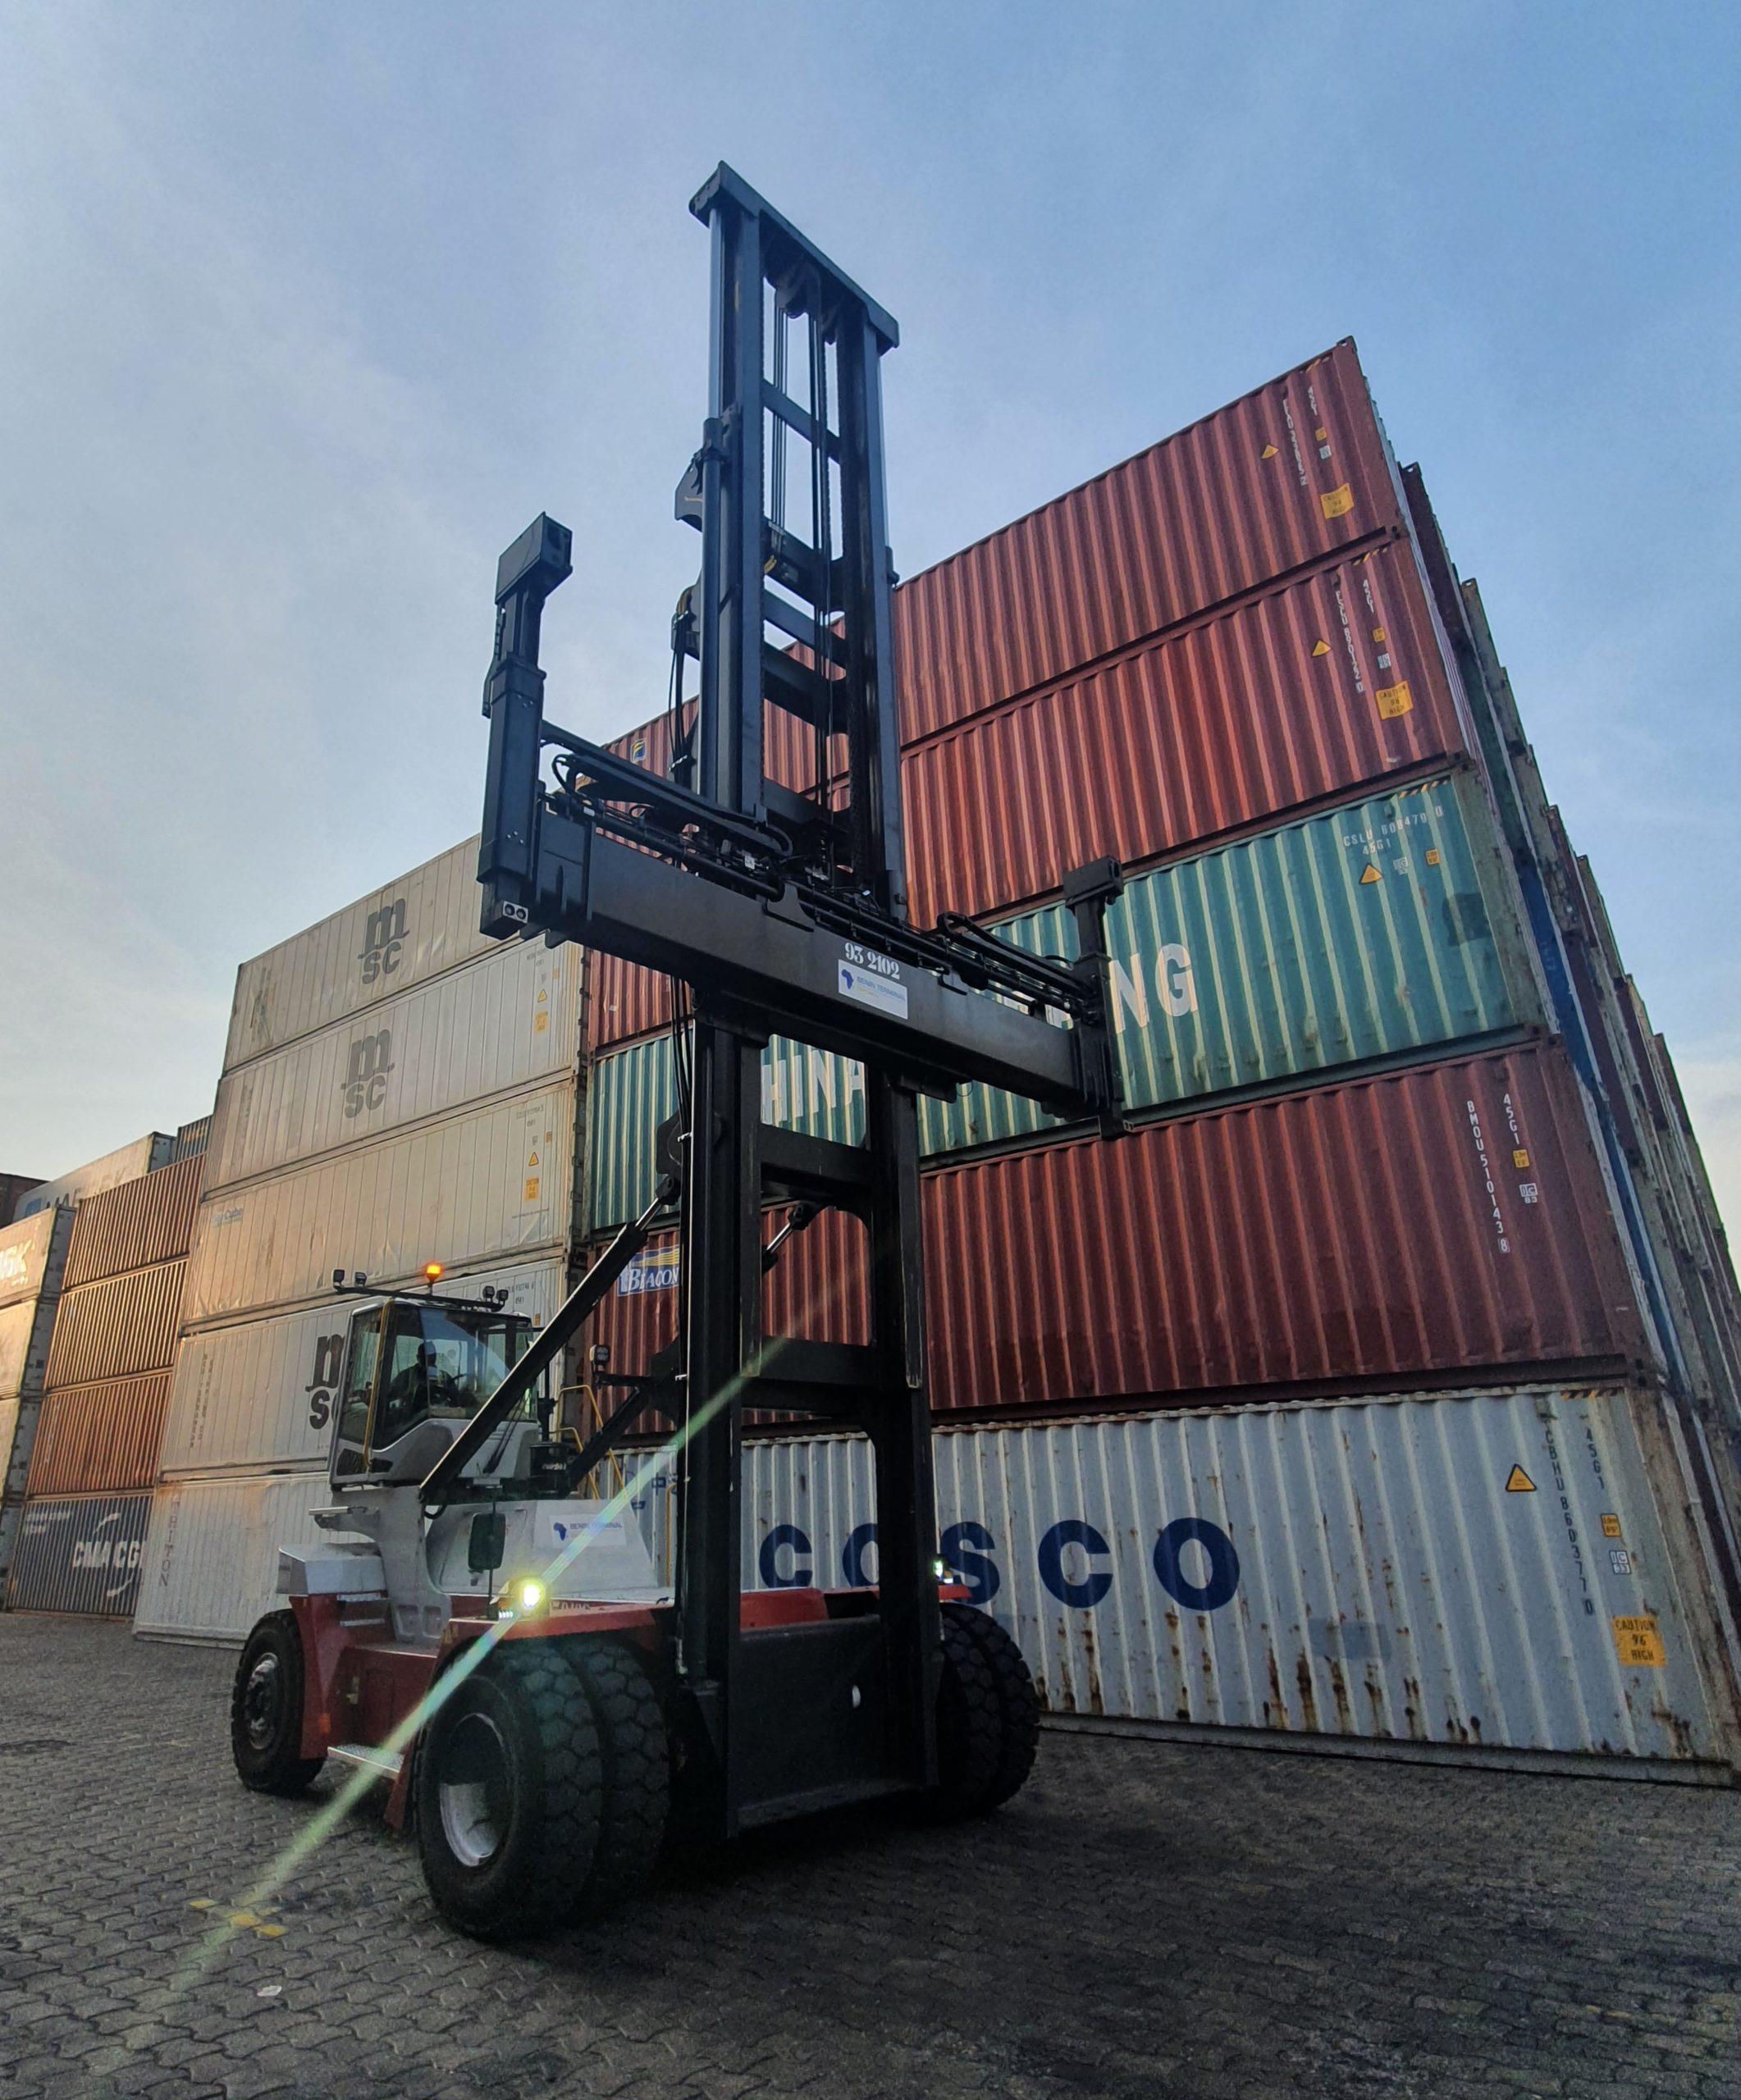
(587, 768, 1542, 1228)
(589, 533, 1478, 1052)
(43, 1261, 185, 1390)
(591, 1044, 1645, 1417)
(647, 1387, 1741, 1772)
(7, 1492, 153, 1616)
(135, 1472, 366, 1642)
(60, 1152, 203, 1290)
(181, 1084, 576, 1327)
(892, 339, 1399, 741)
(204, 939, 578, 1194)
(14, 1134, 173, 1219)
(0, 1208, 75, 1592)
(223, 837, 501, 1069)
(25, 1374, 171, 1497)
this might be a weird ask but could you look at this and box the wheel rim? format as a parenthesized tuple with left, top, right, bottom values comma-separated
(242, 1653, 285, 1751)
(438, 1710, 510, 1869)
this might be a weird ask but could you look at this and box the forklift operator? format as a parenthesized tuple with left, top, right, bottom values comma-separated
(379, 1340, 442, 1443)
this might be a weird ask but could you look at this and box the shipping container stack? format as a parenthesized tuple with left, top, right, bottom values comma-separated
(579, 339, 1741, 1776)
(4, 1143, 207, 1617)
(0, 1204, 75, 1594)
(134, 839, 586, 1640)
(12, 1132, 176, 1221)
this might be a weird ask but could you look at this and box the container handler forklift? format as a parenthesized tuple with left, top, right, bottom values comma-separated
(231, 164, 1126, 1940)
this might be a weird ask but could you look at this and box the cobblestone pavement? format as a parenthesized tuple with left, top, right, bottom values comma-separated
(1, 1615, 1738, 2100)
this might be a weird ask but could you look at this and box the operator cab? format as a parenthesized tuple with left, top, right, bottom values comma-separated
(328, 1287, 537, 1491)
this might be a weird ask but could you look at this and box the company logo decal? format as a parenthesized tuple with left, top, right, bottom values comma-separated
(359, 898, 409, 984)
(619, 1251, 680, 1296)
(305, 1331, 347, 1431)
(340, 1029, 394, 1117)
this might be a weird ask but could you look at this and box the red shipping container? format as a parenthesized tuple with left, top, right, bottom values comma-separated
(899, 536, 1465, 922)
(587, 340, 1455, 1045)
(893, 339, 1398, 742)
(586, 1043, 1643, 1423)
(25, 1372, 171, 1497)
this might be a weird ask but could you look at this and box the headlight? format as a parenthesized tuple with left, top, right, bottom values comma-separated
(496, 1576, 548, 1619)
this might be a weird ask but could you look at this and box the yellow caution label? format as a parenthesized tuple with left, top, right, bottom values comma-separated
(534, 1012, 548, 1034)
(1372, 626, 1387, 643)
(524, 1177, 541, 1203)
(1320, 482, 1355, 519)
(1612, 1615, 1666, 1668)
(1513, 1148, 1531, 1169)
(1425, 848, 1442, 867)
(1312, 639, 1332, 657)
(1602, 1512, 1623, 1539)
(1314, 427, 1328, 442)
(1359, 865, 1382, 886)
(1375, 681, 1413, 719)
(1505, 1464, 1537, 1493)
(1261, 443, 1278, 459)
(527, 1150, 540, 1167)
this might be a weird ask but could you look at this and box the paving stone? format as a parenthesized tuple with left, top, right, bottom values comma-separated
(2, 1615, 1739, 2100)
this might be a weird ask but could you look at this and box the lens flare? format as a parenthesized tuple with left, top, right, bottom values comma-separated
(161, 1354, 773, 2006)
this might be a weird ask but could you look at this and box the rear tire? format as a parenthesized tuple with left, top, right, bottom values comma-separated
(231, 1611, 325, 1797)
(922, 1605, 1040, 1819)
(563, 1638, 669, 1915)
(414, 1641, 604, 1942)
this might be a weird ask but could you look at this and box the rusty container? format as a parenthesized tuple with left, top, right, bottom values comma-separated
(25, 1372, 172, 1497)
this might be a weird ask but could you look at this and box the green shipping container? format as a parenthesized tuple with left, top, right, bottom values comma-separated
(922, 771, 1534, 1152)
(586, 772, 1534, 1228)
(587, 1029, 866, 1231)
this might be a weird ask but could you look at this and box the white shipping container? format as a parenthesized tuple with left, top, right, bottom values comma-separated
(135, 1470, 368, 1642)
(0, 1302, 41, 1403)
(205, 938, 580, 1194)
(14, 1134, 173, 1220)
(160, 1257, 569, 1477)
(182, 1081, 578, 1326)
(224, 836, 492, 1071)
(628, 1386, 1741, 1774)
(0, 1208, 69, 1312)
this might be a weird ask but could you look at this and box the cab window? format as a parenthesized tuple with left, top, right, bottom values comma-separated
(336, 1319, 382, 1452)
(371, 1303, 531, 1450)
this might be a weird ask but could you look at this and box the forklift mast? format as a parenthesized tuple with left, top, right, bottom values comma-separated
(473, 165, 1124, 1837)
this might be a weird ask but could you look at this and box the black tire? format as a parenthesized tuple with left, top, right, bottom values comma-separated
(231, 1611, 326, 1796)
(414, 1641, 605, 1942)
(924, 1605, 1040, 1819)
(562, 1638, 669, 1915)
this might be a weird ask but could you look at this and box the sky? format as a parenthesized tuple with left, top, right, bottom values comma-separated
(2, 1, 1738, 1239)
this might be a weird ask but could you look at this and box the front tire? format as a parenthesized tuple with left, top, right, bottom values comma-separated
(231, 1611, 325, 1796)
(923, 1605, 1040, 1819)
(563, 1639, 669, 1916)
(414, 1641, 605, 1942)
